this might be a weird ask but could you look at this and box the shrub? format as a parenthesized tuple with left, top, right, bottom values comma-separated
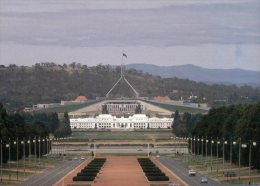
(147, 176, 169, 181)
(145, 172, 165, 177)
(77, 172, 98, 177)
(73, 176, 95, 181)
(73, 158, 106, 182)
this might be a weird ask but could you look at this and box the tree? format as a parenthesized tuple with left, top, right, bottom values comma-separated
(49, 113, 60, 133)
(102, 105, 108, 114)
(54, 112, 71, 137)
(0, 103, 50, 162)
(172, 110, 189, 137)
(174, 110, 180, 126)
(1, 63, 259, 109)
(135, 104, 142, 114)
(192, 103, 260, 169)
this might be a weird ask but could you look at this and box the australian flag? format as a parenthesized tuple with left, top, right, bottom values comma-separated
(123, 53, 127, 58)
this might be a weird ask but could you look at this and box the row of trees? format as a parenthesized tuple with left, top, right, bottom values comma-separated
(0, 63, 259, 109)
(23, 112, 72, 138)
(172, 111, 203, 137)
(0, 103, 71, 162)
(191, 103, 260, 169)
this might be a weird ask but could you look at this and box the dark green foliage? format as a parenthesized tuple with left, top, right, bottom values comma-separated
(0, 63, 259, 110)
(102, 105, 108, 114)
(0, 103, 50, 163)
(73, 158, 106, 182)
(54, 112, 71, 137)
(135, 104, 142, 114)
(138, 158, 169, 182)
(73, 176, 95, 181)
(172, 110, 189, 136)
(77, 172, 98, 177)
(171, 111, 203, 136)
(192, 102, 260, 169)
(174, 110, 180, 126)
(147, 176, 169, 181)
(145, 172, 165, 177)
(23, 112, 59, 134)
(23, 111, 71, 138)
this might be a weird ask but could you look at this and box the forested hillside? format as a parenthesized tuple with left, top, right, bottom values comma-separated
(0, 63, 259, 109)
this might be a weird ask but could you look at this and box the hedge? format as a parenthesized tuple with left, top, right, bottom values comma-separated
(77, 172, 98, 177)
(73, 176, 95, 181)
(147, 176, 169, 181)
(73, 158, 106, 182)
(138, 158, 169, 182)
(145, 172, 165, 177)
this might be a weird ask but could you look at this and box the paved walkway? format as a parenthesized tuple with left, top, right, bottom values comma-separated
(92, 157, 149, 186)
(55, 156, 186, 186)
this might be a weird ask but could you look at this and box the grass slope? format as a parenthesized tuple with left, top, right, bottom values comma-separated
(146, 101, 208, 114)
(34, 100, 98, 113)
(71, 130, 173, 140)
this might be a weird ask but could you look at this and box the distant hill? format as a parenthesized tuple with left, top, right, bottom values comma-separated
(126, 64, 260, 87)
(0, 63, 259, 109)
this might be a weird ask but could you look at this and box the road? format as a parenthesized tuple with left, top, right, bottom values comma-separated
(19, 159, 84, 186)
(158, 156, 223, 186)
(52, 146, 188, 154)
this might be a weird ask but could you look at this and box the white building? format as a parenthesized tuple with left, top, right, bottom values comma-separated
(70, 114, 173, 129)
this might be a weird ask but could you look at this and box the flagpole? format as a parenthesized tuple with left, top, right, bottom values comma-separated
(121, 52, 124, 77)
(1, 139, 2, 182)
(16, 138, 18, 180)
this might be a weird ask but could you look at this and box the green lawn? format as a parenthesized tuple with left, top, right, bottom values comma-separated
(71, 130, 174, 140)
(146, 101, 208, 114)
(0, 155, 64, 185)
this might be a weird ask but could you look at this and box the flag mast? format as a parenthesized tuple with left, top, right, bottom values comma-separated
(106, 53, 139, 98)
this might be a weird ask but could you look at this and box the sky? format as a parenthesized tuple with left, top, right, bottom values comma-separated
(0, 0, 260, 71)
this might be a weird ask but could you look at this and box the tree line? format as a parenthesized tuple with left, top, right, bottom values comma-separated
(0, 103, 71, 163)
(0, 63, 259, 110)
(191, 102, 260, 170)
(172, 111, 204, 137)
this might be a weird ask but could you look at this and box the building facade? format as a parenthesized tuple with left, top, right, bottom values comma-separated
(101, 101, 145, 115)
(70, 114, 173, 129)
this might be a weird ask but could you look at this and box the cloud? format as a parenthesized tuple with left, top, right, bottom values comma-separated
(0, 0, 259, 70)
(0, 0, 259, 47)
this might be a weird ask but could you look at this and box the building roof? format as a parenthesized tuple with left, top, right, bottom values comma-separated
(75, 96, 87, 101)
(131, 114, 147, 118)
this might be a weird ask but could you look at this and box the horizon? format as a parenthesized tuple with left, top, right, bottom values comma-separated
(0, 0, 260, 71)
(2, 62, 260, 72)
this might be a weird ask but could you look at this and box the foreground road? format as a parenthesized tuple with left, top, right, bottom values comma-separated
(158, 156, 223, 186)
(19, 159, 84, 186)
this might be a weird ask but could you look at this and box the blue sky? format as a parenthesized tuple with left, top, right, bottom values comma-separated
(0, 0, 259, 71)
